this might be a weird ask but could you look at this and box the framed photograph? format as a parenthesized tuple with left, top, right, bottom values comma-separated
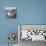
(5, 7, 16, 18)
(18, 24, 46, 42)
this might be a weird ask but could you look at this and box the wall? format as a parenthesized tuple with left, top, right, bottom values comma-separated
(0, 0, 46, 44)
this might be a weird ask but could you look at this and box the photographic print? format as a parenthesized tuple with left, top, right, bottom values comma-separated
(18, 25, 46, 46)
(5, 7, 16, 18)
